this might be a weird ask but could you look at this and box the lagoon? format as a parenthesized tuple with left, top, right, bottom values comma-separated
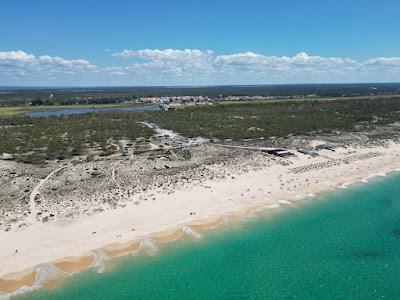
(26, 104, 160, 117)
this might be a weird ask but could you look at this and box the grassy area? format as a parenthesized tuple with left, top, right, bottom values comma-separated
(0, 107, 30, 116)
(0, 103, 138, 116)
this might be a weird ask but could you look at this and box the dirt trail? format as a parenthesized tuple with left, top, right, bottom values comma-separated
(111, 164, 121, 189)
(28, 164, 68, 224)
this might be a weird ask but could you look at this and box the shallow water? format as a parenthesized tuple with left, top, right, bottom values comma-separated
(17, 174, 400, 299)
(26, 104, 160, 117)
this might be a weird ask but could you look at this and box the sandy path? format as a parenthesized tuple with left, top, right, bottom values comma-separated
(111, 164, 121, 190)
(28, 164, 68, 224)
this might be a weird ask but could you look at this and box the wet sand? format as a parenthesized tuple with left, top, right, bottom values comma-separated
(103, 241, 141, 258)
(54, 255, 95, 274)
(0, 270, 36, 294)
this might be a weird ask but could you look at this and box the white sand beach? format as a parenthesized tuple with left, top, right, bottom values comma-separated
(1, 140, 400, 294)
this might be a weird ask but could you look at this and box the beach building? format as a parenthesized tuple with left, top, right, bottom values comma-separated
(297, 148, 318, 156)
(315, 143, 338, 151)
(262, 148, 292, 157)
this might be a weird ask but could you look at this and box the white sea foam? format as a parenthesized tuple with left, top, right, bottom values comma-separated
(222, 215, 230, 225)
(182, 226, 201, 239)
(294, 194, 305, 199)
(140, 238, 158, 255)
(360, 172, 387, 183)
(92, 249, 111, 273)
(0, 265, 62, 298)
(264, 204, 281, 209)
(0, 285, 38, 299)
(34, 263, 64, 285)
(278, 200, 292, 205)
(340, 182, 352, 189)
(0, 291, 7, 299)
(251, 203, 281, 216)
(252, 206, 266, 214)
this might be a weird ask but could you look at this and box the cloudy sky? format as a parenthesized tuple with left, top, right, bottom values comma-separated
(1, 0, 400, 86)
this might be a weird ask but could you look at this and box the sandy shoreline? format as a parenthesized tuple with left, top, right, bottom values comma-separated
(1, 141, 400, 296)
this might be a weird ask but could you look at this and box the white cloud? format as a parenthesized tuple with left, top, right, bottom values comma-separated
(0, 50, 35, 62)
(112, 49, 384, 84)
(363, 57, 400, 66)
(113, 49, 215, 79)
(0, 50, 97, 83)
(1, 49, 400, 85)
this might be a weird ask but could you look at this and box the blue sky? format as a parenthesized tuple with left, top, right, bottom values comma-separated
(1, 0, 400, 86)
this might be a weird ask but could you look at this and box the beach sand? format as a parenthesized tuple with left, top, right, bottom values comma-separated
(0, 270, 36, 294)
(1, 140, 400, 295)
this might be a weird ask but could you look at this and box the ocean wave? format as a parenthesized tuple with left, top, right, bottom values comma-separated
(339, 182, 353, 189)
(360, 172, 387, 183)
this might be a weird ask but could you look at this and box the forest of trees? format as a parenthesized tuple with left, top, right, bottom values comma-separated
(1, 96, 400, 163)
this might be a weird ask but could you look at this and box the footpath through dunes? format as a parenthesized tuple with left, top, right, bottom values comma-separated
(28, 164, 69, 225)
(1, 137, 400, 296)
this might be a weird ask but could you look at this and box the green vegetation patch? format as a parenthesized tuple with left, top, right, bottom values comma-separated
(143, 97, 400, 140)
(0, 112, 153, 163)
(2, 97, 400, 163)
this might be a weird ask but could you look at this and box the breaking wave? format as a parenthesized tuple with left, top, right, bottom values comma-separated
(140, 239, 158, 255)
(340, 181, 353, 189)
(34, 263, 64, 285)
(93, 249, 112, 273)
(360, 172, 386, 183)
(278, 200, 292, 205)
(182, 226, 201, 239)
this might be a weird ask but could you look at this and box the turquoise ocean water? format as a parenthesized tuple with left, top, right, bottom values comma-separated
(17, 173, 400, 299)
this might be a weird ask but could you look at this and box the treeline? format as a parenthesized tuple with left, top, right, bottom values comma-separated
(0, 90, 138, 106)
(30, 97, 129, 106)
(2, 96, 400, 163)
(1, 83, 400, 106)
